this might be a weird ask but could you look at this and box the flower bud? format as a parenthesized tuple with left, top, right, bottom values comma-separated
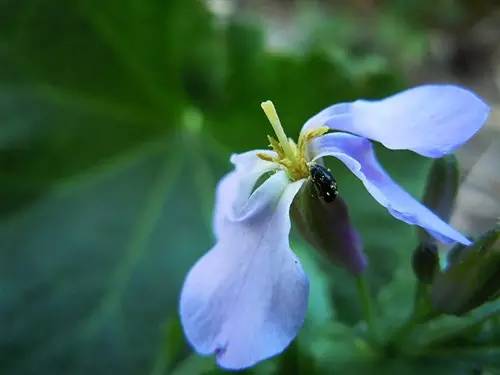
(419, 155, 459, 242)
(412, 241, 439, 284)
(431, 227, 500, 315)
(291, 179, 367, 274)
(445, 242, 468, 267)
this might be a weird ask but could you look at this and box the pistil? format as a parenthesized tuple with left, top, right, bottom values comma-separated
(261, 101, 297, 164)
(259, 101, 329, 181)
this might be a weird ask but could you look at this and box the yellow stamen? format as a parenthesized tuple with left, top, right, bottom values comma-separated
(267, 135, 283, 157)
(261, 101, 297, 164)
(256, 152, 275, 162)
(298, 126, 329, 160)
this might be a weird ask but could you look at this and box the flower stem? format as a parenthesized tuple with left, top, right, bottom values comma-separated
(355, 274, 377, 342)
(261, 100, 297, 163)
(386, 282, 437, 350)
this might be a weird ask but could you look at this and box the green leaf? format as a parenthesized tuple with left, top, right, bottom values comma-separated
(0, 134, 221, 374)
(408, 300, 500, 357)
(169, 354, 219, 375)
(0, 0, 223, 213)
(149, 317, 185, 375)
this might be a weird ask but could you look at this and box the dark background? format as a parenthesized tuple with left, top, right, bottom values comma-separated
(0, 1, 499, 374)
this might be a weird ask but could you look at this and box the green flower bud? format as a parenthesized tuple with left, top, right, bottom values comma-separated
(419, 155, 459, 242)
(445, 242, 468, 266)
(412, 241, 439, 284)
(431, 227, 500, 315)
(291, 179, 367, 274)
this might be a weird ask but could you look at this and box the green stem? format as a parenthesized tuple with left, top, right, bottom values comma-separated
(389, 315, 420, 347)
(355, 275, 377, 342)
(387, 282, 438, 350)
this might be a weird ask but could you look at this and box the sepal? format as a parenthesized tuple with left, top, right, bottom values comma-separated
(431, 227, 500, 315)
(291, 179, 367, 274)
(412, 241, 439, 284)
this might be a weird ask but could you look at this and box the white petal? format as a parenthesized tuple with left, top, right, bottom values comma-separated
(180, 171, 308, 369)
(302, 85, 489, 158)
(213, 150, 277, 239)
(310, 133, 471, 245)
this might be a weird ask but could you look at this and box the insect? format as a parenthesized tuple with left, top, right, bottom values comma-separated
(309, 164, 338, 202)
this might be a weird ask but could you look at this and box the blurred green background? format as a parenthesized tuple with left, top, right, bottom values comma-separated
(1, 0, 499, 374)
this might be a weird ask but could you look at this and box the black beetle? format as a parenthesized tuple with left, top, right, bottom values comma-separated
(309, 164, 338, 202)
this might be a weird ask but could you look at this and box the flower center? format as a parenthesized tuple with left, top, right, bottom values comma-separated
(257, 100, 329, 181)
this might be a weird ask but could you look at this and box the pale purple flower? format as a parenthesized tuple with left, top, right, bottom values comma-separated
(179, 85, 489, 369)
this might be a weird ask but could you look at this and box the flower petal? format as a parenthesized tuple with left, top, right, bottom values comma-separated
(213, 150, 277, 239)
(180, 171, 308, 370)
(310, 133, 472, 245)
(302, 85, 490, 158)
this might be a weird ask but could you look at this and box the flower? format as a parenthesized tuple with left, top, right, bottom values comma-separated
(179, 85, 490, 369)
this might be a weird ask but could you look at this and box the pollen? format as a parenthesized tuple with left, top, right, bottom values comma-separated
(258, 100, 329, 181)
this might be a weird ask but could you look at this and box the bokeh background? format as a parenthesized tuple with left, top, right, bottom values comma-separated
(1, 0, 499, 374)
